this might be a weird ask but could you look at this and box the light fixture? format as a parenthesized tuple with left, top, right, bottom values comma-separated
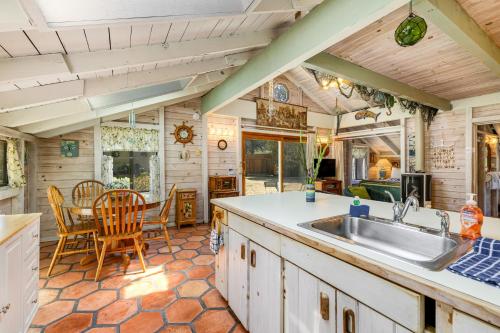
(310, 69, 354, 98)
(395, 0, 427, 47)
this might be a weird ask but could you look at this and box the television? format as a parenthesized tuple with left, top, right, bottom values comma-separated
(314, 158, 336, 179)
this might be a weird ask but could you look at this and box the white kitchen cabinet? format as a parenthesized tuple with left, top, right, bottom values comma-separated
(0, 234, 23, 333)
(337, 291, 412, 333)
(0, 217, 40, 333)
(284, 261, 336, 333)
(452, 310, 500, 333)
(228, 228, 249, 329)
(248, 241, 282, 333)
(215, 223, 229, 300)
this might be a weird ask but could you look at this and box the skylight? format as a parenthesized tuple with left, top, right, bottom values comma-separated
(87, 79, 191, 110)
(34, 0, 255, 27)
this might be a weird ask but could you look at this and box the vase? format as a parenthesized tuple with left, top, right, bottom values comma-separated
(305, 183, 316, 202)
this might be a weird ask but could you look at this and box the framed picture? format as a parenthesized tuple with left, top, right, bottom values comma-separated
(256, 98, 307, 130)
(60, 140, 79, 157)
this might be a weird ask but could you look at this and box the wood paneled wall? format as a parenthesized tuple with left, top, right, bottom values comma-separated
(406, 110, 466, 212)
(207, 115, 238, 177)
(37, 129, 95, 240)
(164, 101, 204, 225)
(0, 198, 12, 214)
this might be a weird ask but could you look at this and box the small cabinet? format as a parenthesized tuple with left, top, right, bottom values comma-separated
(228, 229, 249, 329)
(248, 241, 282, 333)
(284, 261, 336, 333)
(337, 291, 412, 333)
(175, 188, 197, 229)
(0, 235, 24, 333)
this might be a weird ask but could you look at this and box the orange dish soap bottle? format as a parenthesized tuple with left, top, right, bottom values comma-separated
(460, 193, 483, 239)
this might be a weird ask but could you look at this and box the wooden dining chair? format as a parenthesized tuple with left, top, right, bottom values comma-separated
(143, 184, 177, 252)
(47, 185, 100, 277)
(93, 189, 147, 281)
(72, 180, 105, 199)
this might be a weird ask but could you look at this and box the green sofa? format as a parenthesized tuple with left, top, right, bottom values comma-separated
(344, 180, 401, 202)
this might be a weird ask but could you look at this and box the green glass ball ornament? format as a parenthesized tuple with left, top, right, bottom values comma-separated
(394, 13, 427, 47)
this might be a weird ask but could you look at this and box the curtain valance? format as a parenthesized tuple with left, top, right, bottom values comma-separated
(352, 146, 369, 159)
(101, 126, 159, 152)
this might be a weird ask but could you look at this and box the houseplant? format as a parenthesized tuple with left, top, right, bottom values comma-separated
(300, 132, 332, 202)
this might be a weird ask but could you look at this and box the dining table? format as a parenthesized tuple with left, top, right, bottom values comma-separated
(64, 192, 163, 266)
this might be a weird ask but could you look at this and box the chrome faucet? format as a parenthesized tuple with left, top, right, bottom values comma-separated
(436, 210, 450, 238)
(385, 191, 420, 223)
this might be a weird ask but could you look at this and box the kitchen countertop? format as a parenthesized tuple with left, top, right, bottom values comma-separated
(0, 213, 41, 246)
(212, 191, 500, 326)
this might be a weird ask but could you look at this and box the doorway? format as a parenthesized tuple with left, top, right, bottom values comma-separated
(242, 132, 306, 195)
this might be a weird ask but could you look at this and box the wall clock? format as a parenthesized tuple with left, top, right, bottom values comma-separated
(273, 83, 289, 103)
(171, 121, 196, 147)
(217, 139, 228, 150)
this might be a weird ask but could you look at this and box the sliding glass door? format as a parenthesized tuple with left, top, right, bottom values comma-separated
(242, 132, 306, 195)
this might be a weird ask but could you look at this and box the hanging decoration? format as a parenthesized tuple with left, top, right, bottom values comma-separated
(171, 121, 196, 147)
(128, 110, 136, 128)
(267, 80, 276, 118)
(309, 68, 438, 127)
(431, 140, 455, 169)
(394, 0, 427, 47)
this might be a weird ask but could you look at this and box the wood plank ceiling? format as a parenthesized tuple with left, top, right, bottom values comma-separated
(326, 5, 500, 101)
(0, 12, 296, 92)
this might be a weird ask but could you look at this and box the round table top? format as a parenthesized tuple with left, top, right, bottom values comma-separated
(64, 193, 163, 216)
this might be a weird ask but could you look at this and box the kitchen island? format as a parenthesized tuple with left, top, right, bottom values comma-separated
(211, 191, 500, 333)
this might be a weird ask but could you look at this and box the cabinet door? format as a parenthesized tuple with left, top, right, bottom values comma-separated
(215, 224, 229, 300)
(284, 261, 335, 333)
(452, 310, 500, 333)
(228, 229, 249, 329)
(0, 236, 23, 333)
(337, 291, 411, 333)
(248, 241, 282, 333)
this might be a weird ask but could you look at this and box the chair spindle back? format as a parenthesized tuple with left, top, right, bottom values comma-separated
(160, 184, 177, 222)
(47, 185, 69, 234)
(72, 180, 105, 199)
(93, 190, 145, 236)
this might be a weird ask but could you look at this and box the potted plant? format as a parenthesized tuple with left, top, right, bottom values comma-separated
(300, 132, 331, 202)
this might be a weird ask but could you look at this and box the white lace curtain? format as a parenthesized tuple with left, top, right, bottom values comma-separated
(6, 138, 26, 188)
(149, 155, 160, 200)
(101, 155, 114, 186)
(352, 146, 369, 159)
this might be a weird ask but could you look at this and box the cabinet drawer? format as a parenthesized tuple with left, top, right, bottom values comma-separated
(228, 212, 281, 256)
(22, 221, 39, 259)
(179, 192, 196, 200)
(23, 288, 38, 328)
(24, 252, 39, 287)
(281, 237, 424, 332)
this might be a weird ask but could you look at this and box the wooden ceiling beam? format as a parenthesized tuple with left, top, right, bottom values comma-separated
(201, 0, 409, 114)
(0, 53, 69, 85)
(414, 0, 500, 77)
(0, 80, 83, 113)
(303, 52, 452, 110)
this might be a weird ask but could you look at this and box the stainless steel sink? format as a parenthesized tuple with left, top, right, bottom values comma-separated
(298, 215, 474, 271)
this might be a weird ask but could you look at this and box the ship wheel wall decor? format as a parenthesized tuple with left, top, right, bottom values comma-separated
(171, 121, 196, 146)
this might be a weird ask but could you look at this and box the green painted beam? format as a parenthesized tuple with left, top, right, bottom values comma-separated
(201, 0, 408, 113)
(414, 0, 500, 76)
(303, 52, 452, 110)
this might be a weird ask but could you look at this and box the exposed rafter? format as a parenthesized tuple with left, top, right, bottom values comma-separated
(0, 31, 270, 86)
(282, 71, 333, 114)
(0, 80, 84, 112)
(303, 52, 452, 111)
(201, 0, 408, 114)
(415, 0, 500, 76)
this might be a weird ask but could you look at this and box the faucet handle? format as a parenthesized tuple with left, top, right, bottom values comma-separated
(436, 210, 450, 237)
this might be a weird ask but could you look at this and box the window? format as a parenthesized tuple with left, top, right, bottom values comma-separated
(0, 141, 7, 187)
(103, 151, 155, 192)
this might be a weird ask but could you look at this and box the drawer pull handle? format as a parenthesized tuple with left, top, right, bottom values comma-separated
(32, 266, 38, 271)
(1, 304, 10, 314)
(320, 292, 329, 320)
(240, 244, 246, 260)
(32, 233, 39, 239)
(32, 299, 38, 304)
(343, 308, 356, 333)
(250, 249, 256, 268)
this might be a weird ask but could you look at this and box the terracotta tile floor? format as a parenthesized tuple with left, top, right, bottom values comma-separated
(31, 224, 246, 333)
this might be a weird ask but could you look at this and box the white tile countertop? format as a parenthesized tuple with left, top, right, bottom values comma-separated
(212, 191, 500, 323)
